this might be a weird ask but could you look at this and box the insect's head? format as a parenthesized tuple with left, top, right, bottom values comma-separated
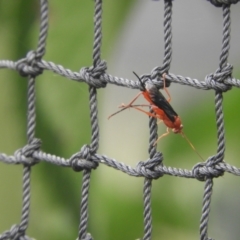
(172, 117, 183, 134)
(133, 71, 147, 92)
(172, 124, 183, 134)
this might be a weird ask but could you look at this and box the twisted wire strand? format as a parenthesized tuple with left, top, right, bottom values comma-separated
(16, 77, 36, 238)
(93, 0, 102, 67)
(162, 0, 172, 73)
(198, 5, 231, 240)
(142, 178, 153, 240)
(1, 59, 240, 91)
(148, 109, 158, 158)
(214, 92, 225, 164)
(142, 109, 158, 240)
(214, 5, 231, 165)
(27, 77, 36, 143)
(14, 0, 49, 237)
(219, 5, 231, 69)
(89, 86, 99, 153)
(19, 166, 31, 233)
(0, 0, 240, 239)
(77, 0, 106, 236)
(5, 150, 240, 178)
(36, 0, 49, 59)
(78, 0, 104, 237)
(78, 170, 92, 240)
(200, 178, 214, 240)
(207, 4, 231, 167)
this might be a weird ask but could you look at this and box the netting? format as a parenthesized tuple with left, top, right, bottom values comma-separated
(0, 0, 240, 239)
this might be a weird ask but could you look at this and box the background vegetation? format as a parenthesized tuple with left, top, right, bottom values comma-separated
(0, 1, 239, 240)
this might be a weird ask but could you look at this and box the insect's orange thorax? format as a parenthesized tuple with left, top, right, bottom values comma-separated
(171, 116, 183, 133)
(142, 91, 154, 105)
(150, 106, 183, 132)
(142, 90, 183, 133)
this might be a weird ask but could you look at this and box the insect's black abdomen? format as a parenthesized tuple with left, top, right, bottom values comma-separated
(146, 82, 178, 123)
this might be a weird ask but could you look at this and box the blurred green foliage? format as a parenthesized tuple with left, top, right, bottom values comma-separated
(0, 0, 135, 239)
(0, 1, 240, 240)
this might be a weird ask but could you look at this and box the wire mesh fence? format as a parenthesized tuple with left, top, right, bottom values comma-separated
(0, 0, 240, 239)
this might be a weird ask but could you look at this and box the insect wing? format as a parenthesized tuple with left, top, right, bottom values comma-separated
(147, 83, 178, 122)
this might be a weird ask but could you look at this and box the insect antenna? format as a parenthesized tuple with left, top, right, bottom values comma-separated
(108, 106, 130, 119)
(108, 91, 143, 119)
(181, 132, 204, 161)
(133, 71, 146, 91)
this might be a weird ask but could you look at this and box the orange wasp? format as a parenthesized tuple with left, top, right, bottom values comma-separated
(109, 72, 182, 139)
(109, 72, 203, 159)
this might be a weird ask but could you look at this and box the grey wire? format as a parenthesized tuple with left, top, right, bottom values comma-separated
(199, 5, 231, 240)
(93, 0, 102, 67)
(78, 170, 92, 240)
(207, 0, 240, 7)
(1, 59, 239, 92)
(0, 0, 240, 240)
(200, 178, 214, 240)
(142, 178, 153, 240)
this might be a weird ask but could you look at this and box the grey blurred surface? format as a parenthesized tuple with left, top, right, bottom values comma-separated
(101, 0, 240, 161)
(100, 1, 240, 239)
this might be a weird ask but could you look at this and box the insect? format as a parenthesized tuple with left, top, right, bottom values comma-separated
(109, 72, 183, 140)
(109, 72, 203, 160)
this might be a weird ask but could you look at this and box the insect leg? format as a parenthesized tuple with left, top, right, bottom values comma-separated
(122, 105, 157, 118)
(108, 92, 143, 119)
(153, 127, 170, 146)
(162, 73, 171, 103)
(119, 104, 150, 108)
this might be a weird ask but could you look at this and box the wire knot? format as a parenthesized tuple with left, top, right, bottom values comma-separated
(205, 64, 233, 92)
(138, 73, 170, 92)
(70, 145, 99, 172)
(14, 138, 42, 166)
(151, 66, 169, 79)
(136, 152, 164, 179)
(80, 60, 107, 88)
(16, 50, 43, 77)
(150, 67, 171, 87)
(192, 161, 224, 181)
(79, 233, 94, 240)
(136, 74, 148, 91)
(207, 0, 239, 7)
(0, 224, 32, 240)
(206, 153, 224, 165)
(149, 70, 171, 88)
